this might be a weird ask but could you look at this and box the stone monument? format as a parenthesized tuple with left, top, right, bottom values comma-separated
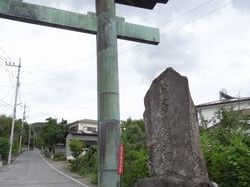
(135, 68, 212, 187)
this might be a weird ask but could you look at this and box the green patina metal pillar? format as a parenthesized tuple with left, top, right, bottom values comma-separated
(96, 0, 120, 186)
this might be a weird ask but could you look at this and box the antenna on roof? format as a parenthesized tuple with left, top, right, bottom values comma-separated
(219, 89, 234, 100)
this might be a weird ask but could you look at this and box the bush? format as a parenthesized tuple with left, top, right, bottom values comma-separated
(72, 115, 249, 187)
(70, 145, 98, 184)
(69, 139, 84, 158)
(201, 109, 250, 187)
(122, 115, 250, 187)
(121, 119, 149, 187)
(0, 137, 9, 160)
(54, 155, 66, 161)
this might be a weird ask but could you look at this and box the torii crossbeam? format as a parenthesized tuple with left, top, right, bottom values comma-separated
(0, 0, 169, 186)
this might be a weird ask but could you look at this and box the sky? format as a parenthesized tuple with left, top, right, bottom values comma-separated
(0, 0, 250, 123)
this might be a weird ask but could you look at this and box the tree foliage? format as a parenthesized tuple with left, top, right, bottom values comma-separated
(0, 137, 9, 160)
(69, 139, 84, 158)
(70, 112, 249, 187)
(70, 145, 98, 184)
(121, 119, 149, 187)
(40, 118, 67, 157)
(121, 114, 249, 187)
(0, 115, 25, 158)
(200, 108, 250, 187)
(70, 119, 149, 186)
(0, 115, 22, 138)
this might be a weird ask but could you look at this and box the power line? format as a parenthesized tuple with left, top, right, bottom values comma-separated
(0, 91, 11, 101)
(19, 1, 221, 75)
(0, 102, 13, 109)
(160, 0, 241, 36)
(157, 0, 217, 27)
(108, 0, 242, 57)
(0, 59, 15, 77)
(1, 0, 242, 112)
(23, 54, 96, 74)
(0, 45, 13, 64)
(0, 99, 13, 107)
(22, 0, 241, 76)
(18, 0, 219, 73)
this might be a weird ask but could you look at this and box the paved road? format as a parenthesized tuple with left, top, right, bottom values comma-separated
(0, 150, 86, 187)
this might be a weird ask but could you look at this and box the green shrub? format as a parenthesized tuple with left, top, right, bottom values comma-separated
(73, 115, 249, 187)
(70, 145, 98, 184)
(54, 155, 66, 161)
(121, 119, 149, 187)
(70, 155, 85, 173)
(69, 139, 84, 158)
(121, 115, 250, 187)
(201, 109, 250, 187)
(0, 137, 9, 160)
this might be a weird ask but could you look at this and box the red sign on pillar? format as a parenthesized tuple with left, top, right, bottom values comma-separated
(118, 144, 125, 175)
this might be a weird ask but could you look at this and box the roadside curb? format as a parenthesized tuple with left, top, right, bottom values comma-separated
(40, 153, 90, 187)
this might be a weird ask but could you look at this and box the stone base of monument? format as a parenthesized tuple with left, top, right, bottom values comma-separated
(134, 176, 214, 187)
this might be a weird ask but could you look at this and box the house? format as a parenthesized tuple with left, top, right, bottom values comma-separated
(66, 119, 98, 160)
(196, 91, 250, 127)
(66, 131, 97, 160)
(68, 119, 98, 133)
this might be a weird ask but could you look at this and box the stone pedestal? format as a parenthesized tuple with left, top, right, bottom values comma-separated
(136, 68, 212, 187)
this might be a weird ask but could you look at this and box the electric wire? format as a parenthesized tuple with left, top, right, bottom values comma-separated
(160, 0, 241, 36)
(20, 0, 223, 75)
(157, 0, 217, 27)
(23, 0, 241, 77)
(107, 0, 242, 57)
(0, 0, 244, 121)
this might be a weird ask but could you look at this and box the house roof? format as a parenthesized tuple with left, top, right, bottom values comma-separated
(196, 97, 250, 109)
(68, 119, 97, 127)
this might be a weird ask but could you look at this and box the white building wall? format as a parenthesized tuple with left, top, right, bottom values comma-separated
(78, 123, 97, 131)
(197, 101, 250, 127)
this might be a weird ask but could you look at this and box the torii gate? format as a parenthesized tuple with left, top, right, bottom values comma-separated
(0, 0, 169, 186)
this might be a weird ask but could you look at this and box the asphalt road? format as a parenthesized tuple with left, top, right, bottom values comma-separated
(0, 150, 87, 187)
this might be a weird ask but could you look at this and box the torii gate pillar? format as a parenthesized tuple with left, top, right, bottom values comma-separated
(0, 0, 169, 186)
(96, 0, 121, 186)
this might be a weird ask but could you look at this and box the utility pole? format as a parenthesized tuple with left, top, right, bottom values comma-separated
(33, 130, 35, 150)
(28, 123, 31, 151)
(7, 58, 21, 165)
(18, 103, 26, 154)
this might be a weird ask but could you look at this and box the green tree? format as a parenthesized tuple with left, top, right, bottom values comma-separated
(0, 137, 9, 160)
(0, 115, 22, 156)
(121, 119, 149, 187)
(0, 115, 12, 137)
(69, 139, 84, 158)
(41, 118, 67, 158)
(201, 108, 250, 187)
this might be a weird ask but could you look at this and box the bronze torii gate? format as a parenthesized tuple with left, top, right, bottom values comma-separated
(0, 0, 169, 186)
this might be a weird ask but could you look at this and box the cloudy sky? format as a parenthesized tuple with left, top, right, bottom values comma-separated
(0, 0, 249, 123)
